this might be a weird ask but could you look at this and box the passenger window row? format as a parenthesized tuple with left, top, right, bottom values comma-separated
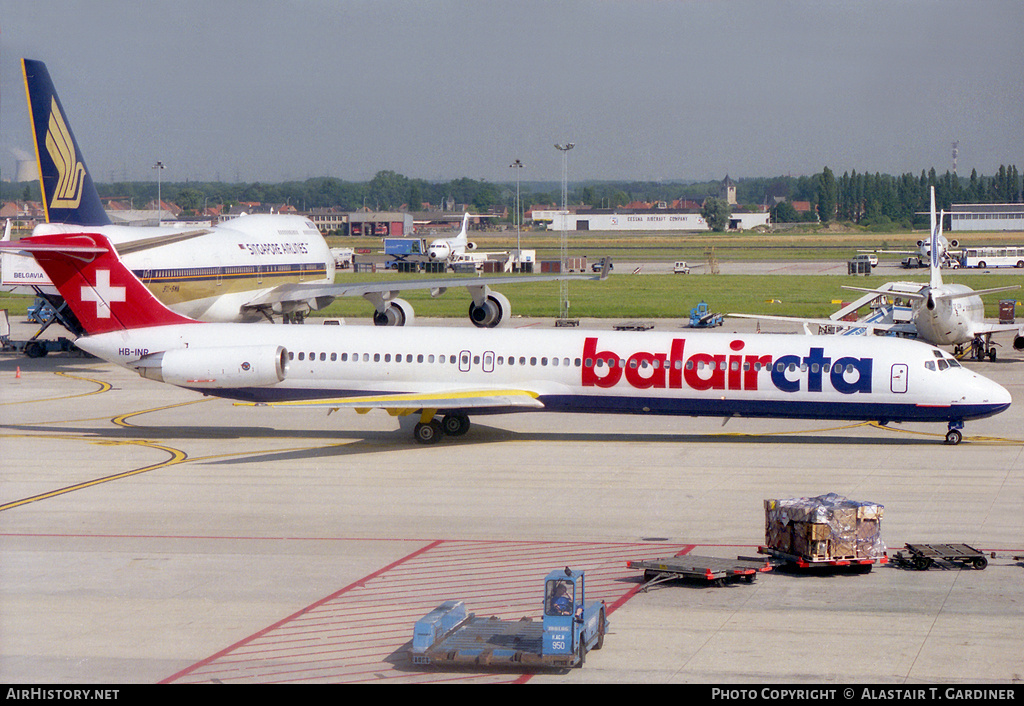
(286, 350, 584, 368)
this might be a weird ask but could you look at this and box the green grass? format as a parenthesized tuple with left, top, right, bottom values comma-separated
(4, 234, 1020, 322)
(3, 273, 1018, 321)
(311, 271, 1022, 321)
(328, 228, 1024, 264)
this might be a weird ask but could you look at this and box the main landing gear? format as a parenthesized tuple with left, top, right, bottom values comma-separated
(413, 412, 471, 444)
(945, 421, 964, 446)
(970, 336, 997, 361)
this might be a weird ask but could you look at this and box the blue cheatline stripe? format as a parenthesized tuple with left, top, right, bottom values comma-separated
(132, 266, 327, 284)
(192, 387, 1009, 424)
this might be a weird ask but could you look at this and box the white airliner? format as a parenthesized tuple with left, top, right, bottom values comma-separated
(733, 188, 1024, 359)
(5, 59, 600, 333)
(427, 213, 476, 262)
(3, 231, 1010, 446)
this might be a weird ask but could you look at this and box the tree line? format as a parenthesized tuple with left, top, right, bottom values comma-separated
(4, 164, 1018, 230)
(797, 165, 1022, 229)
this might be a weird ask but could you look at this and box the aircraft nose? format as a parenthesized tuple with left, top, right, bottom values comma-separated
(974, 373, 1011, 409)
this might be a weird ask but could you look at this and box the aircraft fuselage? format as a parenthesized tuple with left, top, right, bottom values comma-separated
(76, 324, 1011, 426)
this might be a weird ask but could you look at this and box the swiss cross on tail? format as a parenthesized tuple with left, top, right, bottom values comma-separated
(80, 269, 126, 318)
(1, 233, 196, 335)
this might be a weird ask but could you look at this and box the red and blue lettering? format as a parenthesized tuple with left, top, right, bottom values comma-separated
(581, 338, 872, 394)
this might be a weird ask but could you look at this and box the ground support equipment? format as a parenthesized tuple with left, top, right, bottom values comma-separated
(758, 546, 887, 570)
(892, 543, 988, 571)
(627, 555, 772, 589)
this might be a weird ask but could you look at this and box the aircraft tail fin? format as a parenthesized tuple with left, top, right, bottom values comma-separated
(453, 212, 470, 245)
(2, 233, 196, 335)
(928, 186, 943, 290)
(23, 59, 110, 227)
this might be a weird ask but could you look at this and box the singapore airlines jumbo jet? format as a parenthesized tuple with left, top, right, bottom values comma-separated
(3, 231, 1010, 446)
(5, 59, 599, 332)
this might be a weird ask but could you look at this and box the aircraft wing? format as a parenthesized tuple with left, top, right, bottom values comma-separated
(841, 285, 927, 301)
(934, 285, 1021, 302)
(240, 266, 611, 313)
(236, 388, 545, 411)
(112, 229, 213, 256)
(970, 321, 1024, 337)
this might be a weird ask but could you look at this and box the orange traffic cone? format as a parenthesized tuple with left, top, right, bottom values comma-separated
(15, 366, 21, 378)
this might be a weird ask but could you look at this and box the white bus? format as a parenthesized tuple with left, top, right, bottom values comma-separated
(962, 246, 1024, 269)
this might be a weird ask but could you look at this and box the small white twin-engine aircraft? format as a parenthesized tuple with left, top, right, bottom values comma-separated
(427, 213, 476, 262)
(3, 231, 1010, 446)
(5, 59, 602, 334)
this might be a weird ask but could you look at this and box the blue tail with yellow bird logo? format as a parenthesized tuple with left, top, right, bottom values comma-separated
(22, 58, 110, 227)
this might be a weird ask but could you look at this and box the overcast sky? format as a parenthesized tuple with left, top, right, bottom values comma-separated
(1, 0, 1021, 187)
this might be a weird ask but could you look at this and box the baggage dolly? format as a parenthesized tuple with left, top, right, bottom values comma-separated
(892, 543, 988, 571)
(627, 555, 772, 589)
(757, 546, 886, 571)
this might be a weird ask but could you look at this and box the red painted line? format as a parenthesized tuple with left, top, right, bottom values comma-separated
(160, 538, 705, 684)
(159, 539, 443, 684)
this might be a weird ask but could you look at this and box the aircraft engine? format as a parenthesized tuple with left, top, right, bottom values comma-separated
(468, 291, 511, 328)
(465, 242, 477, 251)
(1014, 334, 1024, 351)
(136, 345, 288, 388)
(372, 298, 415, 326)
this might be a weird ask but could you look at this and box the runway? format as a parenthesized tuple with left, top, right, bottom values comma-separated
(1, 319, 1022, 684)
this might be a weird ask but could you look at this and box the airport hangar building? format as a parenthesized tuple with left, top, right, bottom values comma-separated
(949, 203, 1024, 231)
(535, 208, 771, 232)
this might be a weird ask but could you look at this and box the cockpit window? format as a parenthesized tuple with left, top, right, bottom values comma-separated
(947, 358, 961, 368)
(937, 360, 948, 371)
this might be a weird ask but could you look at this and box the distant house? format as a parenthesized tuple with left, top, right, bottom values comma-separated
(0, 200, 44, 229)
(307, 208, 346, 234)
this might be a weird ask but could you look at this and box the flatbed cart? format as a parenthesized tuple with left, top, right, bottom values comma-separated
(892, 543, 988, 571)
(758, 546, 887, 570)
(627, 555, 772, 589)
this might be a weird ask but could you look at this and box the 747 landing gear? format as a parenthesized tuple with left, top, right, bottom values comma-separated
(945, 421, 964, 446)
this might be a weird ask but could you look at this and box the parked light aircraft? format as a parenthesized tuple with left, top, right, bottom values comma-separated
(733, 188, 1024, 360)
(3, 231, 1010, 446)
(6, 59, 601, 333)
(427, 213, 476, 262)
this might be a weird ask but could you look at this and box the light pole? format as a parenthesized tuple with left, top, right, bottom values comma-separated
(152, 161, 165, 225)
(509, 159, 523, 266)
(554, 143, 574, 321)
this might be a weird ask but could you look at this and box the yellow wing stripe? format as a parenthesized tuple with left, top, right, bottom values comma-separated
(235, 388, 542, 410)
